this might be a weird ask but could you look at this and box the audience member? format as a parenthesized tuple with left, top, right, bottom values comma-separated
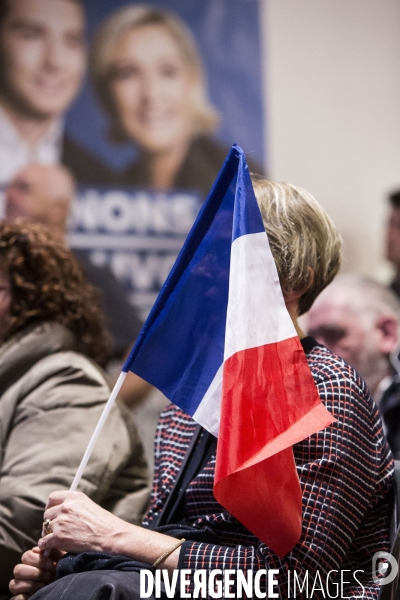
(0, 221, 149, 593)
(10, 179, 393, 600)
(5, 163, 143, 364)
(0, 0, 113, 186)
(5, 163, 160, 479)
(307, 274, 400, 456)
(386, 189, 400, 299)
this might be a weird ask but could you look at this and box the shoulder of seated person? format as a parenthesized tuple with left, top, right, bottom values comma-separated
(0, 347, 110, 412)
(307, 342, 377, 415)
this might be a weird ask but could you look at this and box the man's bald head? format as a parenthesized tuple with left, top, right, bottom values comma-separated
(308, 274, 400, 330)
(5, 162, 75, 234)
(307, 274, 400, 395)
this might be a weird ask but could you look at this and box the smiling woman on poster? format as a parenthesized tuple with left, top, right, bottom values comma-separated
(90, 4, 261, 195)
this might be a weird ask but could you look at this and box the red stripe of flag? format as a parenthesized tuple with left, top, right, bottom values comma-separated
(214, 336, 335, 557)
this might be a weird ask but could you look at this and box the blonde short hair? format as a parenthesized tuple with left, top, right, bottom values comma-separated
(251, 175, 342, 315)
(91, 5, 219, 144)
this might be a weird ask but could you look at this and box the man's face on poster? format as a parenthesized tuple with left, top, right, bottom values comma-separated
(0, 0, 86, 120)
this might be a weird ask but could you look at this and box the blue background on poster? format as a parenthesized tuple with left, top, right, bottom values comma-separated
(64, 0, 265, 171)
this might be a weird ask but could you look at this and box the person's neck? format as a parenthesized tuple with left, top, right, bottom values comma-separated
(285, 300, 305, 339)
(0, 95, 55, 145)
(366, 362, 392, 398)
(145, 138, 191, 190)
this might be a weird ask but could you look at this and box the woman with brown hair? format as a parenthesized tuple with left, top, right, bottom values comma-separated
(0, 221, 149, 594)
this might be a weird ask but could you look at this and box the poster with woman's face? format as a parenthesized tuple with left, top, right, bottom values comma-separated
(0, 0, 264, 318)
(66, 0, 264, 318)
(65, 0, 264, 183)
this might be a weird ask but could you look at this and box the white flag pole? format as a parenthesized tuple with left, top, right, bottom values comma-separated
(70, 371, 127, 491)
(43, 371, 127, 556)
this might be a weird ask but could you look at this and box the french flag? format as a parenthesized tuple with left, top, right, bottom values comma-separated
(123, 145, 335, 557)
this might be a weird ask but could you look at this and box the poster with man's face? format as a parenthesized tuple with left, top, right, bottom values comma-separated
(0, 0, 264, 318)
(0, 0, 86, 184)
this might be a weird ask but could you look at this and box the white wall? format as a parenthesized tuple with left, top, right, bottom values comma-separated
(262, 0, 400, 280)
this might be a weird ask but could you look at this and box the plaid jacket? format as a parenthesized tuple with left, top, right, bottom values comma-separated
(143, 338, 394, 599)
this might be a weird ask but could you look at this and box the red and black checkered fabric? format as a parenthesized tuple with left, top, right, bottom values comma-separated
(143, 340, 394, 598)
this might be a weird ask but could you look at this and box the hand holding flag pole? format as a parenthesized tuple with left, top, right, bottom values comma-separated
(58, 145, 334, 558)
(42, 371, 127, 557)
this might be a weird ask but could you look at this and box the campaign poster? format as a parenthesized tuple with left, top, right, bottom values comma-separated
(0, 0, 265, 318)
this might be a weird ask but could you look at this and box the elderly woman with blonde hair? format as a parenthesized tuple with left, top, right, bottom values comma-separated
(91, 5, 261, 194)
(9, 173, 393, 600)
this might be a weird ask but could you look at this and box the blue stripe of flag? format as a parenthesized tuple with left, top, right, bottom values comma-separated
(123, 145, 263, 416)
(232, 152, 265, 242)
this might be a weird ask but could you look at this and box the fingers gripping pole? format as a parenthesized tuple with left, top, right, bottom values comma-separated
(70, 371, 127, 491)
